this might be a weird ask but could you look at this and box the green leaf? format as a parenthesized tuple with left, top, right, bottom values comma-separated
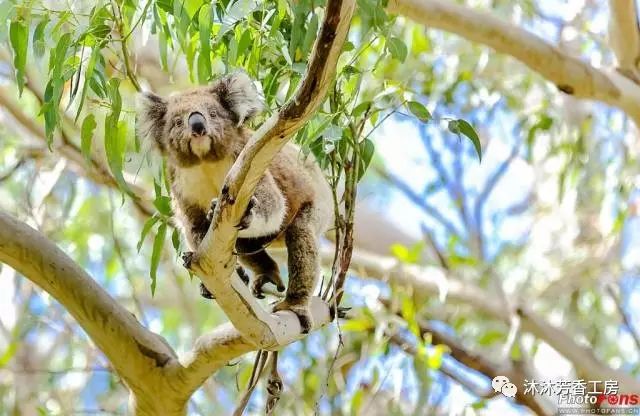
(351, 390, 364, 416)
(33, 18, 49, 58)
(407, 101, 431, 122)
(75, 45, 101, 121)
(477, 329, 504, 346)
(220, 0, 260, 39)
(472, 400, 488, 410)
(150, 221, 167, 295)
(197, 4, 212, 83)
(41, 33, 73, 143)
(80, 114, 97, 162)
(171, 228, 181, 252)
(104, 78, 133, 195)
(153, 196, 173, 216)
(352, 101, 371, 117)
(447, 119, 460, 134)
(50, 32, 72, 78)
(357, 138, 375, 181)
(386, 37, 407, 62)
(301, 14, 319, 56)
(342, 317, 374, 332)
(456, 119, 482, 162)
(236, 29, 252, 63)
(0, 341, 17, 367)
(391, 241, 423, 264)
(137, 215, 160, 252)
(401, 296, 418, 336)
(9, 19, 28, 95)
(427, 344, 447, 369)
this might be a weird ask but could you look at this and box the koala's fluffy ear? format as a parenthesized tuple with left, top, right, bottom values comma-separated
(136, 92, 167, 149)
(212, 71, 264, 125)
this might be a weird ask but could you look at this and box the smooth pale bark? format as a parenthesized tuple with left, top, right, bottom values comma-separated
(608, 0, 640, 74)
(0, 1, 356, 413)
(0, 211, 180, 408)
(388, 0, 640, 126)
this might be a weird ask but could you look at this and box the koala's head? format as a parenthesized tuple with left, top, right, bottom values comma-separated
(136, 72, 263, 166)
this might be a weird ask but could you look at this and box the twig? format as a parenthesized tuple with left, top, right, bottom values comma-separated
(606, 283, 640, 353)
(0, 159, 24, 182)
(374, 165, 464, 238)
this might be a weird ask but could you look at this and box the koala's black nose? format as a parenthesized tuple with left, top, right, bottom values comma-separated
(188, 112, 207, 136)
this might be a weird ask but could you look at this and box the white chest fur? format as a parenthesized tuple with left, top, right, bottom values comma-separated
(172, 160, 232, 209)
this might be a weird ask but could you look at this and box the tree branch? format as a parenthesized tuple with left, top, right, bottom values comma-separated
(189, 0, 355, 347)
(608, 0, 640, 76)
(340, 247, 640, 393)
(388, 0, 640, 126)
(0, 211, 176, 398)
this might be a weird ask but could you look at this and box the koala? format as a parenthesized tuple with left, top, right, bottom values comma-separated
(137, 72, 333, 333)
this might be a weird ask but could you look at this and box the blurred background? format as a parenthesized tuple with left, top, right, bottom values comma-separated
(1, 0, 639, 415)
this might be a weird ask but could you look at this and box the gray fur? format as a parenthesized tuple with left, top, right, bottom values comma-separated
(136, 74, 332, 334)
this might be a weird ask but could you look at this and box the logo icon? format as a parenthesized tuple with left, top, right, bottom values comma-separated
(492, 376, 518, 398)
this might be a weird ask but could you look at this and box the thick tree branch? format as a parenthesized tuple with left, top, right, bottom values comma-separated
(608, 0, 640, 76)
(341, 247, 640, 393)
(189, 0, 355, 347)
(172, 303, 325, 396)
(0, 211, 176, 398)
(388, 0, 640, 126)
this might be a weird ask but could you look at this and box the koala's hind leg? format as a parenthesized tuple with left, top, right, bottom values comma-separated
(237, 239, 285, 299)
(273, 204, 319, 334)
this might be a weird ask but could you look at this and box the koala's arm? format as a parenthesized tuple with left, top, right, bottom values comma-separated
(237, 172, 286, 238)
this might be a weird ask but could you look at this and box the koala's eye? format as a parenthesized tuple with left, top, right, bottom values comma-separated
(173, 118, 183, 127)
(209, 109, 218, 118)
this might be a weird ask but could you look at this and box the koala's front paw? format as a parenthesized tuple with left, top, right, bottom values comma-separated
(182, 251, 195, 270)
(236, 196, 257, 230)
(273, 298, 312, 334)
(206, 198, 219, 222)
(251, 272, 285, 299)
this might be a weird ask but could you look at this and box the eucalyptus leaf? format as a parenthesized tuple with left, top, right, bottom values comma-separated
(456, 119, 482, 162)
(150, 221, 167, 296)
(407, 101, 431, 122)
(80, 114, 97, 162)
(387, 37, 407, 62)
(9, 20, 28, 95)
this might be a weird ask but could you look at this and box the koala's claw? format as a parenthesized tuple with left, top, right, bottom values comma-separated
(182, 251, 195, 269)
(199, 283, 215, 299)
(236, 265, 250, 285)
(251, 273, 285, 299)
(273, 299, 312, 334)
(330, 305, 352, 320)
(266, 375, 283, 396)
(235, 196, 257, 230)
(199, 266, 249, 301)
(206, 198, 219, 222)
(265, 373, 283, 415)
